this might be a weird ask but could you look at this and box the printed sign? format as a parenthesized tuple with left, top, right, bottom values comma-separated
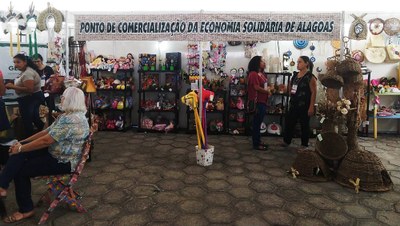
(75, 13, 341, 41)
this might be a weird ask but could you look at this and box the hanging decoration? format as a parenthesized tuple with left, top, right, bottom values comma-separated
(205, 42, 227, 75)
(368, 18, 385, 35)
(309, 43, 316, 62)
(0, 2, 17, 34)
(293, 40, 309, 49)
(36, 3, 64, 33)
(383, 18, 400, 37)
(244, 41, 257, 58)
(34, 30, 38, 57)
(348, 14, 367, 40)
(16, 29, 20, 53)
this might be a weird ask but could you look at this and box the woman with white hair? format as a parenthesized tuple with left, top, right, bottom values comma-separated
(0, 87, 89, 223)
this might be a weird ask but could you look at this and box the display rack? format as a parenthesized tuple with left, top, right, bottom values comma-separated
(227, 82, 248, 135)
(186, 89, 227, 135)
(372, 92, 400, 139)
(246, 72, 292, 136)
(360, 70, 372, 137)
(137, 70, 181, 133)
(91, 69, 134, 131)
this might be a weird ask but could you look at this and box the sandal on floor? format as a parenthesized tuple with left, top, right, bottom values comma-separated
(3, 211, 34, 223)
(253, 145, 268, 151)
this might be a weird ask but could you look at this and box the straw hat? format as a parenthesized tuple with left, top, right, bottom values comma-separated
(365, 47, 387, 64)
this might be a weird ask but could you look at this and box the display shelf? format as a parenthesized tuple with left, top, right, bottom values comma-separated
(373, 114, 400, 119)
(97, 88, 133, 92)
(185, 89, 227, 134)
(266, 112, 285, 116)
(375, 93, 400, 96)
(138, 70, 181, 133)
(245, 72, 291, 136)
(227, 80, 248, 135)
(139, 108, 178, 113)
(360, 70, 372, 137)
(94, 108, 132, 112)
(138, 89, 178, 93)
(137, 128, 178, 133)
(372, 92, 400, 139)
(91, 69, 134, 132)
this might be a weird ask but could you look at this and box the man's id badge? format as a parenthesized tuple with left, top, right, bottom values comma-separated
(291, 85, 298, 94)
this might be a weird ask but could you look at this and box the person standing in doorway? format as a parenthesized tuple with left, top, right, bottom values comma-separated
(283, 56, 317, 149)
(5, 54, 45, 138)
(247, 56, 273, 151)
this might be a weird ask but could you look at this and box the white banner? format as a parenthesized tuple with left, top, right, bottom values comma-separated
(75, 13, 342, 41)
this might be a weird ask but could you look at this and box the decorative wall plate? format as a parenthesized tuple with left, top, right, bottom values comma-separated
(351, 50, 365, 63)
(293, 40, 309, 49)
(369, 18, 384, 35)
(331, 40, 341, 49)
(384, 18, 400, 36)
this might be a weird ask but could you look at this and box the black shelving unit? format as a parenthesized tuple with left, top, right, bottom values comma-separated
(360, 69, 372, 137)
(91, 69, 134, 131)
(247, 72, 292, 136)
(137, 70, 181, 133)
(186, 89, 227, 135)
(227, 82, 248, 135)
(265, 72, 292, 136)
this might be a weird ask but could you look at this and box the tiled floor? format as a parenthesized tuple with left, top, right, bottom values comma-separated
(3, 132, 400, 225)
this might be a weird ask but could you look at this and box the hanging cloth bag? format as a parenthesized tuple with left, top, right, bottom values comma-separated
(349, 14, 368, 40)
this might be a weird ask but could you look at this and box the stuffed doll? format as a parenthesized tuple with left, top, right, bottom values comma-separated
(165, 121, 175, 132)
(106, 119, 116, 130)
(236, 97, 245, 110)
(215, 120, 224, 132)
(111, 98, 119, 109)
(115, 116, 124, 130)
(117, 99, 124, 110)
(216, 98, 224, 111)
(126, 53, 134, 69)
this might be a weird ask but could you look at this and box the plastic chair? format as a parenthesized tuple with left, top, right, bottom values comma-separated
(36, 132, 93, 225)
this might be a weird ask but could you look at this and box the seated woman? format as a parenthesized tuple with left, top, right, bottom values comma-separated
(0, 87, 89, 223)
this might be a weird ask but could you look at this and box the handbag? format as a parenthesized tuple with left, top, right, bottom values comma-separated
(386, 45, 400, 62)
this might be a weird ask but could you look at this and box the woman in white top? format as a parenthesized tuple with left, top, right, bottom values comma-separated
(5, 54, 45, 138)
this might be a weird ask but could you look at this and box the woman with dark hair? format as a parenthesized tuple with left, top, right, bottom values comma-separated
(283, 56, 317, 149)
(247, 56, 273, 150)
(5, 54, 45, 138)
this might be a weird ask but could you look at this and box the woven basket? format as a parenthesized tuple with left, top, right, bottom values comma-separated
(319, 72, 344, 89)
(335, 150, 393, 192)
(343, 73, 364, 88)
(321, 119, 337, 132)
(316, 132, 348, 160)
(336, 58, 362, 77)
(292, 150, 332, 182)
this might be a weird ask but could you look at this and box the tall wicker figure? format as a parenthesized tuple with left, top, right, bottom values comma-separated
(335, 58, 393, 192)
